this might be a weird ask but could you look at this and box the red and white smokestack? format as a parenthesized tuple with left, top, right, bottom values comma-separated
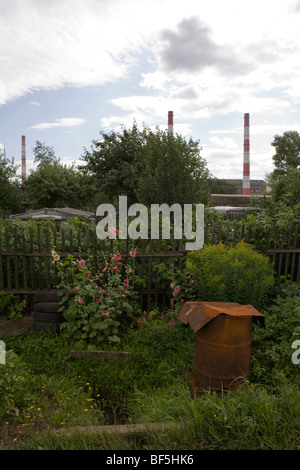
(168, 111, 174, 134)
(242, 113, 250, 195)
(21, 135, 26, 183)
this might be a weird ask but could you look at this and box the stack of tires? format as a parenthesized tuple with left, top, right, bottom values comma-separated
(32, 291, 64, 333)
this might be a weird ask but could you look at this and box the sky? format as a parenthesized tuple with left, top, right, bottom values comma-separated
(1, 0, 300, 183)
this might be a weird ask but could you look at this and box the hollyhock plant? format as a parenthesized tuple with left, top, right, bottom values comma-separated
(54, 248, 139, 347)
(169, 269, 197, 310)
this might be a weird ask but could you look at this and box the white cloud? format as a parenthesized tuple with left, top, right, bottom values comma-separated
(30, 117, 85, 130)
(0, 0, 148, 104)
(209, 136, 239, 151)
(1, 0, 300, 184)
(2, 0, 300, 117)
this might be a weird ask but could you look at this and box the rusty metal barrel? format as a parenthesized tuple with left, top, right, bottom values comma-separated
(192, 313, 252, 392)
(178, 301, 264, 393)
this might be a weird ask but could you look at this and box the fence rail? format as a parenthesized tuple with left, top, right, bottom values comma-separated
(0, 222, 299, 309)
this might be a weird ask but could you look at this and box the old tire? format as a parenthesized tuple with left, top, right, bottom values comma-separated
(33, 312, 64, 323)
(34, 291, 60, 303)
(32, 312, 63, 333)
(32, 290, 64, 333)
(33, 302, 60, 313)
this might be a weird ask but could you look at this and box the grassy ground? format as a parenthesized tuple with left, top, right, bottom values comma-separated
(0, 309, 299, 451)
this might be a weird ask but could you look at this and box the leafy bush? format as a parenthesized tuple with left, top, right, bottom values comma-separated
(251, 282, 300, 385)
(0, 291, 26, 319)
(0, 350, 32, 417)
(54, 249, 140, 348)
(186, 241, 275, 310)
(152, 261, 198, 309)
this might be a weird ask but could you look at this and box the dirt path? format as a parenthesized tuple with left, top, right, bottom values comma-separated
(0, 315, 33, 336)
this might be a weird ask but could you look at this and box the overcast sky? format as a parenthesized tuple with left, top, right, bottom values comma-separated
(1, 0, 300, 183)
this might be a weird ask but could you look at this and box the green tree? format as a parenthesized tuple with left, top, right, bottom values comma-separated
(32, 141, 59, 166)
(268, 131, 300, 203)
(208, 178, 238, 194)
(24, 161, 91, 209)
(0, 153, 21, 214)
(80, 123, 211, 206)
(80, 122, 144, 206)
(136, 127, 211, 205)
(271, 131, 300, 174)
(267, 169, 300, 204)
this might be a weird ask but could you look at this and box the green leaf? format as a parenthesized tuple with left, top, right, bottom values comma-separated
(122, 301, 133, 312)
(108, 335, 120, 342)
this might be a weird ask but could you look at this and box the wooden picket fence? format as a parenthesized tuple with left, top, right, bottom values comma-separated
(0, 222, 299, 309)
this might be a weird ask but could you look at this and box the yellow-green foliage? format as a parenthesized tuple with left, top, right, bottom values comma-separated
(186, 241, 275, 309)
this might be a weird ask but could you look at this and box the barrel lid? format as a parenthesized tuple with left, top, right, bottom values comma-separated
(178, 301, 264, 332)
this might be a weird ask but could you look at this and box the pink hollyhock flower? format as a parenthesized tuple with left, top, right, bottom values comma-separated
(129, 247, 137, 258)
(116, 253, 122, 260)
(77, 259, 86, 270)
(122, 294, 127, 298)
(86, 273, 90, 279)
(170, 283, 174, 289)
(138, 317, 142, 326)
(114, 266, 118, 272)
(109, 227, 119, 236)
(174, 285, 181, 294)
(121, 287, 124, 292)
(105, 313, 109, 318)
(75, 286, 78, 291)
(78, 297, 82, 305)
(170, 319, 175, 328)
(124, 279, 129, 287)
(170, 298, 174, 305)
(102, 267, 106, 273)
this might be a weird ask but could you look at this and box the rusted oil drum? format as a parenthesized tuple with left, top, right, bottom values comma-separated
(191, 313, 252, 392)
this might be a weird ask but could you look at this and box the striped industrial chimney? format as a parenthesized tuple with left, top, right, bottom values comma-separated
(242, 113, 250, 195)
(168, 111, 174, 134)
(21, 135, 26, 183)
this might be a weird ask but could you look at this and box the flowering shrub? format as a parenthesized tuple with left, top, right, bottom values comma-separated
(51, 248, 139, 347)
(170, 271, 197, 308)
(152, 261, 198, 310)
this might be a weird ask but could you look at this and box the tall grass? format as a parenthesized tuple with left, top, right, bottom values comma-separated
(1, 281, 300, 450)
